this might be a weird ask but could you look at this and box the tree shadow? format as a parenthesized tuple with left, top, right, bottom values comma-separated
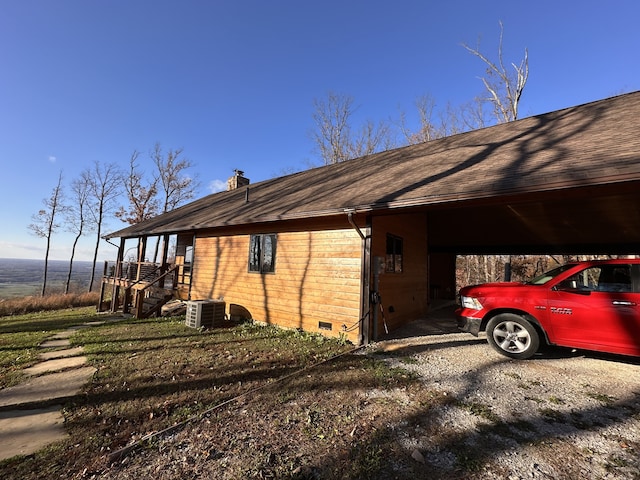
(237, 345, 640, 479)
(313, 350, 639, 478)
(32, 319, 636, 479)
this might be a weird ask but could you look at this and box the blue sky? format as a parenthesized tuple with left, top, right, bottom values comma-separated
(1, 0, 639, 262)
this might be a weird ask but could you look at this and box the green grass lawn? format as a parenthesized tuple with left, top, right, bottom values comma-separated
(0, 306, 100, 388)
(2, 312, 411, 479)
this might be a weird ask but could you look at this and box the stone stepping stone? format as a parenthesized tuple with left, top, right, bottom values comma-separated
(75, 321, 105, 328)
(39, 338, 71, 349)
(0, 319, 115, 459)
(0, 407, 66, 461)
(48, 330, 77, 340)
(0, 366, 96, 408)
(24, 356, 88, 376)
(38, 346, 84, 361)
(47, 330, 76, 340)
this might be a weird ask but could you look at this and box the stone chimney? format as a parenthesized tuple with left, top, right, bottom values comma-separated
(227, 169, 250, 191)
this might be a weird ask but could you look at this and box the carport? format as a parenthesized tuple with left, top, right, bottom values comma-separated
(427, 182, 640, 255)
(388, 91, 640, 303)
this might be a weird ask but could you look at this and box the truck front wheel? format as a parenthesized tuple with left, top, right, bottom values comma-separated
(486, 313, 540, 360)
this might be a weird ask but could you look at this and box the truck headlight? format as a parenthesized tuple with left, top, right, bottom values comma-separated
(460, 296, 483, 310)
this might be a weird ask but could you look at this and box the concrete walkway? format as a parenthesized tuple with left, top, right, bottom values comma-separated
(0, 320, 112, 461)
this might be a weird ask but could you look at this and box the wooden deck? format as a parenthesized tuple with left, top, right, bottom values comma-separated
(98, 261, 182, 318)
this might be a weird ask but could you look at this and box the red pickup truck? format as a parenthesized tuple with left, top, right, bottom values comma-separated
(456, 259, 640, 359)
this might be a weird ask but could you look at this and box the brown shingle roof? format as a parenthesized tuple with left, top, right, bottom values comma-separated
(106, 91, 640, 239)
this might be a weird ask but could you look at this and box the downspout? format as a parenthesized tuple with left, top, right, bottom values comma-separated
(345, 210, 371, 345)
(346, 210, 365, 240)
(104, 238, 120, 249)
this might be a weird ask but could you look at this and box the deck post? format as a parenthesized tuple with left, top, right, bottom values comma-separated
(110, 238, 125, 312)
(98, 261, 108, 312)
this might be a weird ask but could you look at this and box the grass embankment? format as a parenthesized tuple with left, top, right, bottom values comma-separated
(0, 291, 99, 317)
(0, 309, 428, 479)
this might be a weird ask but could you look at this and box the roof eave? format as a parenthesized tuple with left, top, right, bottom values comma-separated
(104, 173, 640, 240)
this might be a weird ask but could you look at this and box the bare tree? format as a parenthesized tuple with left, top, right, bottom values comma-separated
(398, 28, 522, 146)
(115, 151, 159, 225)
(151, 143, 197, 213)
(457, 97, 489, 132)
(311, 92, 393, 165)
(28, 171, 67, 296)
(150, 143, 197, 261)
(311, 92, 354, 165)
(398, 94, 447, 145)
(463, 21, 529, 281)
(462, 21, 529, 123)
(349, 119, 394, 158)
(64, 174, 92, 294)
(86, 161, 122, 291)
(398, 95, 488, 146)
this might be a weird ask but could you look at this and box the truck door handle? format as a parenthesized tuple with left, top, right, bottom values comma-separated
(612, 300, 636, 306)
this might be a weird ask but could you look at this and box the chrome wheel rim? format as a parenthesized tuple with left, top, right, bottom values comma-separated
(492, 321, 531, 354)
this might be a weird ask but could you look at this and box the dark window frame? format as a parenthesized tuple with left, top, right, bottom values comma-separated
(385, 234, 403, 273)
(183, 245, 193, 274)
(248, 234, 277, 274)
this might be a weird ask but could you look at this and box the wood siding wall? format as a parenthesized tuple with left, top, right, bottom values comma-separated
(190, 227, 363, 343)
(371, 213, 429, 333)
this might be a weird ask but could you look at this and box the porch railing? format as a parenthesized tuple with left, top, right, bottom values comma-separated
(100, 261, 182, 317)
(132, 264, 179, 318)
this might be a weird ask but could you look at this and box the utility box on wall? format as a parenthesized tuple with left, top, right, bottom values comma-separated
(185, 300, 226, 329)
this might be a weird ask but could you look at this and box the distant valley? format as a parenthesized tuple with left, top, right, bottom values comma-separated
(0, 258, 103, 299)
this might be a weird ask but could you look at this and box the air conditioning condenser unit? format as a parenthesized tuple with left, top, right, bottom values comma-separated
(185, 300, 226, 329)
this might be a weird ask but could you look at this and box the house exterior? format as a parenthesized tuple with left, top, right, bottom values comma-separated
(100, 91, 640, 344)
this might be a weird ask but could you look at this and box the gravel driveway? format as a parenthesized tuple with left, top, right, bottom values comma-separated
(376, 328, 640, 479)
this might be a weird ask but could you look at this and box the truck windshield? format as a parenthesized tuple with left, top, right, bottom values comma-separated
(527, 264, 576, 285)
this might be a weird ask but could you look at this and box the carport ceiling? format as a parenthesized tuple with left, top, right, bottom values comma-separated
(426, 182, 640, 255)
